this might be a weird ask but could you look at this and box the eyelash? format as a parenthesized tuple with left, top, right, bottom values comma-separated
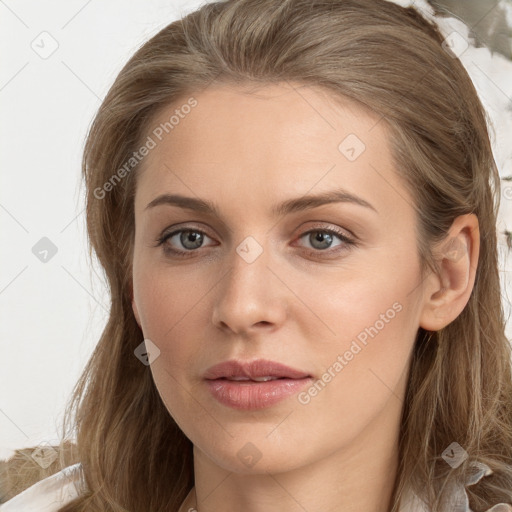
(155, 224, 356, 259)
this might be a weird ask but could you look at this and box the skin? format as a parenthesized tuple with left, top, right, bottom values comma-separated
(130, 82, 479, 512)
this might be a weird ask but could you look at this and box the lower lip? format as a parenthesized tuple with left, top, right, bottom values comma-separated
(205, 377, 312, 410)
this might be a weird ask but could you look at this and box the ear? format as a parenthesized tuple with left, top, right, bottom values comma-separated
(419, 214, 480, 331)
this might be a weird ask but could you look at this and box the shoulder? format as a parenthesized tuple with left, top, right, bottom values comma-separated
(0, 462, 84, 511)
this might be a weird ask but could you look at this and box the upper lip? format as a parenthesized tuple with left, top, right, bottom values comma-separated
(203, 359, 311, 380)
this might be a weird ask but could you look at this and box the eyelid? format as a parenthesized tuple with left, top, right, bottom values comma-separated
(154, 220, 358, 259)
(157, 221, 354, 242)
(291, 220, 356, 245)
(156, 222, 215, 243)
(291, 226, 355, 254)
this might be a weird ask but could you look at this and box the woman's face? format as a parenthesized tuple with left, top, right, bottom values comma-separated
(131, 82, 430, 474)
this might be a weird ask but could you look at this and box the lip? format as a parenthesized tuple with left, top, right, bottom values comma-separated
(203, 359, 311, 380)
(203, 359, 313, 410)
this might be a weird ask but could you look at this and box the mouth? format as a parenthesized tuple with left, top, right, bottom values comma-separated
(203, 358, 312, 380)
(217, 376, 289, 382)
(203, 359, 313, 410)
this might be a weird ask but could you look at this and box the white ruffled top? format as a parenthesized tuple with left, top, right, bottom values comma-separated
(0, 461, 510, 512)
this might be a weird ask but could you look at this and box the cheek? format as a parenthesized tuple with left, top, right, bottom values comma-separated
(290, 284, 418, 450)
(308, 263, 418, 346)
(132, 264, 208, 425)
(133, 260, 204, 338)
(306, 258, 421, 398)
(132, 262, 214, 393)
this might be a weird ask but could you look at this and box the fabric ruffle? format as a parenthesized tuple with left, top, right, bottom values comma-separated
(442, 461, 512, 512)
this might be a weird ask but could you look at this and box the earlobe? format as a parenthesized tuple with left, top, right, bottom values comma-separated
(419, 214, 480, 331)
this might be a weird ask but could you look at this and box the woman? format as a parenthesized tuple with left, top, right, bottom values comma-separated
(1, 0, 511, 510)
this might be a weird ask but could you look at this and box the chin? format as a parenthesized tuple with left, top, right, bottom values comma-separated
(196, 435, 315, 475)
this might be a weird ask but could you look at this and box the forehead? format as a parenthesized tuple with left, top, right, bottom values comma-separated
(133, 81, 411, 219)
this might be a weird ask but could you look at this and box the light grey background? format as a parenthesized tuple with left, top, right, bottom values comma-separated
(1, 0, 511, 460)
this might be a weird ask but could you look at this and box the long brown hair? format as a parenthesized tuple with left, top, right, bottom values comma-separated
(29, 0, 512, 510)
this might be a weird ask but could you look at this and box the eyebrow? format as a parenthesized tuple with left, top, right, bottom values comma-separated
(145, 188, 378, 216)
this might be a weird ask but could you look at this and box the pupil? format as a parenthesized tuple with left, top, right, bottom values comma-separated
(310, 231, 332, 250)
(181, 231, 203, 249)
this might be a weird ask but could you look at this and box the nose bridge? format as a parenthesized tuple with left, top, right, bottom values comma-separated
(222, 234, 270, 304)
(212, 234, 286, 332)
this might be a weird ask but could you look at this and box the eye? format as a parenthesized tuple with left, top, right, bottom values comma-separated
(295, 227, 355, 254)
(155, 224, 356, 259)
(156, 227, 216, 255)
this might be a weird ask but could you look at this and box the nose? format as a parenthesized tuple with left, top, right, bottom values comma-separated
(211, 239, 288, 336)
